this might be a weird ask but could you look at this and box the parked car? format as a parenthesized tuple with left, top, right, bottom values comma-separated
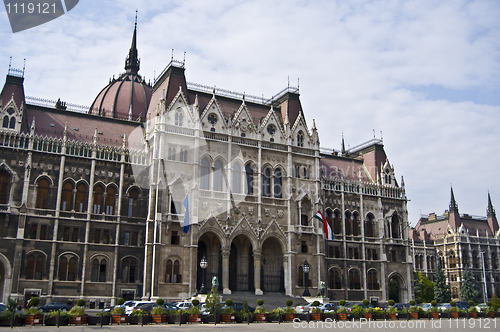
(126, 301, 153, 314)
(0, 304, 7, 313)
(438, 303, 451, 311)
(475, 303, 489, 312)
(454, 301, 470, 311)
(294, 302, 314, 313)
(417, 303, 431, 312)
(394, 303, 410, 311)
(221, 302, 255, 313)
(38, 302, 71, 312)
(318, 303, 336, 312)
(175, 301, 193, 309)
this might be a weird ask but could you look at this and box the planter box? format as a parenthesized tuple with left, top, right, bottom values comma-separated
(129, 315, 150, 325)
(295, 313, 308, 321)
(221, 313, 235, 322)
(254, 313, 267, 322)
(284, 313, 295, 322)
(363, 313, 372, 320)
(25, 314, 44, 325)
(111, 314, 128, 324)
(398, 313, 408, 319)
(44, 316, 70, 326)
(487, 312, 495, 318)
(311, 313, 321, 321)
(188, 314, 201, 323)
(0, 317, 24, 326)
(450, 312, 459, 318)
(337, 313, 347, 320)
(410, 312, 419, 319)
(387, 313, 397, 319)
(469, 312, 477, 318)
(70, 314, 88, 325)
(87, 315, 111, 325)
(151, 314, 167, 323)
(201, 314, 222, 323)
(430, 312, 439, 319)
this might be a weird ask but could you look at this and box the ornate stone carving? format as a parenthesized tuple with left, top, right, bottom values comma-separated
(278, 210, 283, 218)
(248, 207, 254, 216)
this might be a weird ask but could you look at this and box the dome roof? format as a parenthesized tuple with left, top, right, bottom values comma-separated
(89, 21, 152, 121)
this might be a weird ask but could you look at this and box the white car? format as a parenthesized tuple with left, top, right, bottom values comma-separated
(175, 301, 193, 309)
(125, 301, 153, 314)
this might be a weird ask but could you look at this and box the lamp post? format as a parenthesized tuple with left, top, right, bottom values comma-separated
(200, 255, 208, 294)
(480, 251, 488, 303)
(303, 260, 311, 297)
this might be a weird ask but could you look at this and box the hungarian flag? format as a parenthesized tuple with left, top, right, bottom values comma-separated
(314, 211, 333, 240)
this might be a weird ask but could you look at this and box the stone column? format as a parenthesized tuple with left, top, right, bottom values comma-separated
(222, 249, 231, 294)
(254, 251, 263, 295)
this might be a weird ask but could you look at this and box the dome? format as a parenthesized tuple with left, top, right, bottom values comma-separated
(89, 21, 152, 121)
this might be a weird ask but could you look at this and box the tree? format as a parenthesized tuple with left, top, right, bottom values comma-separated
(415, 272, 435, 303)
(434, 264, 451, 303)
(460, 269, 479, 303)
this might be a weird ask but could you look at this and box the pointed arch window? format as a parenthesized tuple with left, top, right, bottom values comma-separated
(344, 211, 352, 235)
(365, 214, 375, 237)
(105, 186, 116, 215)
(352, 212, 360, 236)
(9, 117, 15, 129)
(391, 215, 400, 238)
(367, 270, 379, 290)
(165, 259, 182, 283)
(35, 179, 49, 209)
(232, 163, 242, 194)
(91, 258, 107, 282)
(0, 170, 9, 204)
(245, 164, 254, 195)
(61, 182, 73, 211)
(274, 168, 282, 198)
(329, 269, 342, 289)
(75, 183, 86, 213)
(2, 116, 8, 128)
(26, 253, 44, 280)
(214, 160, 223, 191)
(93, 185, 103, 214)
(200, 158, 210, 190)
(58, 256, 77, 281)
(175, 109, 183, 126)
(122, 258, 137, 283)
(262, 167, 271, 197)
(128, 188, 139, 217)
(348, 269, 361, 289)
(332, 210, 341, 234)
(297, 131, 304, 147)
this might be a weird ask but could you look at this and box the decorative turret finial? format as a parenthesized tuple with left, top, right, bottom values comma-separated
(311, 118, 317, 131)
(487, 192, 495, 217)
(63, 122, 68, 139)
(122, 133, 127, 148)
(30, 117, 35, 132)
(341, 132, 346, 156)
(125, 10, 140, 75)
(93, 128, 98, 144)
(449, 186, 459, 213)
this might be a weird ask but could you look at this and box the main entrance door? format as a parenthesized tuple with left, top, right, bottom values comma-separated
(229, 235, 253, 292)
(261, 237, 284, 293)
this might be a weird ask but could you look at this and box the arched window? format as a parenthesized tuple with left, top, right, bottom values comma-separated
(91, 258, 106, 282)
(449, 251, 456, 268)
(274, 168, 282, 198)
(122, 258, 137, 283)
(9, 117, 15, 129)
(2, 116, 8, 128)
(35, 179, 49, 209)
(232, 163, 242, 194)
(365, 214, 375, 237)
(452, 287, 459, 298)
(297, 131, 304, 147)
(165, 259, 182, 283)
(75, 183, 86, 213)
(391, 215, 400, 238)
(58, 256, 77, 281)
(128, 188, 139, 217)
(367, 270, 379, 290)
(0, 170, 9, 204)
(105, 186, 116, 215)
(262, 167, 271, 197)
(461, 250, 469, 268)
(26, 253, 44, 280)
(175, 109, 183, 126)
(333, 210, 341, 234)
(348, 269, 361, 289)
(214, 160, 223, 191)
(93, 185, 103, 214)
(61, 182, 73, 211)
(298, 266, 304, 287)
(200, 158, 210, 190)
(245, 164, 254, 195)
(352, 212, 360, 236)
(430, 255, 435, 270)
(329, 269, 341, 289)
(344, 211, 352, 235)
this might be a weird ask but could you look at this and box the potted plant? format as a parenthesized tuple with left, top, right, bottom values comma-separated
(174, 308, 188, 324)
(373, 307, 384, 320)
(409, 300, 419, 319)
(284, 299, 295, 321)
(486, 301, 495, 318)
(429, 300, 439, 319)
(151, 298, 166, 323)
(0, 298, 24, 326)
(449, 301, 459, 318)
(188, 299, 202, 323)
(129, 309, 150, 325)
(221, 299, 235, 322)
(254, 299, 267, 322)
(337, 300, 347, 320)
(468, 305, 478, 318)
(386, 300, 397, 319)
(204, 287, 222, 323)
(44, 309, 70, 326)
(88, 310, 111, 325)
(69, 298, 87, 324)
(111, 305, 128, 324)
(362, 299, 372, 319)
(25, 297, 43, 325)
(236, 300, 252, 323)
(311, 300, 322, 320)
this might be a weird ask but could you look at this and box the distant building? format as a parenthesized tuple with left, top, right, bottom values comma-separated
(0, 23, 411, 307)
(411, 189, 500, 301)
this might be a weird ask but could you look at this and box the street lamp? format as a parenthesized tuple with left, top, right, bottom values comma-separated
(200, 255, 208, 294)
(480, 251, 488, 303)
(302, 260, 311, 297)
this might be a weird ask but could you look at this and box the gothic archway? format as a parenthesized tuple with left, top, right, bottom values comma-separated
(229, 234, 254, 292)
(197, 232, 222, 292)
(261, 237, 284, 293)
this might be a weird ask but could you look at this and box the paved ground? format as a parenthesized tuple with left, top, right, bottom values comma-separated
(7, 318, 499, 331)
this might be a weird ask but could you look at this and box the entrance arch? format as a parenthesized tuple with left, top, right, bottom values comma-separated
(197, 232, 222, 293)
(0, 253, 11, 303)
(388, 272, 407, 303)
(261, 237, 284, 293)
(229, 234, 254, 292)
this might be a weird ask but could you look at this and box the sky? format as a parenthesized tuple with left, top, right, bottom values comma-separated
(1, 0, 499, 226)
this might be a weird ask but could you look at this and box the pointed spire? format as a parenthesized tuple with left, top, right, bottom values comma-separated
(341, 132, 346, 156)
(63, 122, 68, 140)
(311, 118, 317, 131)
(487, 192, 495, 217)
(125, 10, 140, 75)
(30, 117, 35, 133)
(449, 186, 459, 213)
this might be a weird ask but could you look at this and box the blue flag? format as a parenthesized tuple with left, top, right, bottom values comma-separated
(183, 196, 189, 233)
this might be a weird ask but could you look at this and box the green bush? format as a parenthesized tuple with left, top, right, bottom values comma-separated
(362, 299, 370, 306)
(257, 299, 264, 306)
(225, 298, 233, 306)
(96, 311, 111, 317)
(286, 299, 293, 307)
(431, 300, 437, 307)
(339, 300, 346, 306)
(111, 307, 125, 315)
(156, 298, 164, 306)
(28, 297, 40, 307)
(468, 300, 474, 306)
(336, 306, 347, 313)
(68, 306, 86, 316)
(151, 306, 165, 315)
(352, 305, 362, 318)
(116, 298, 125, 306)
(409, 300, 416, 306)
(468, 306, 477, 313)
(192, 299, 200, 307)
(25, 307, 40, 315)
(130, 309, 149, 316)
(76, 299, 85, 307)
(450, 301, 456, 307)
(388, 299, 395, 306)
(312, 300, 321, 307)
(46, 310, 70, 319)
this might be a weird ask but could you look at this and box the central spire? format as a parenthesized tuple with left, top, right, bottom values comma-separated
(125, 11, 140, 75)
(449, 186, 459, 213)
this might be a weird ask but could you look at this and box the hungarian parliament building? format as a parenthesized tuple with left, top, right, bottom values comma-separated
(0, 24, 498, 308)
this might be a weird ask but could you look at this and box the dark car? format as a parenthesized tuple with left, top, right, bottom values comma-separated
(394, 303, 410, 311)
(134, 303, 177, 313)
(222, 302, 255, 313)
(38, 302, 71, 312)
